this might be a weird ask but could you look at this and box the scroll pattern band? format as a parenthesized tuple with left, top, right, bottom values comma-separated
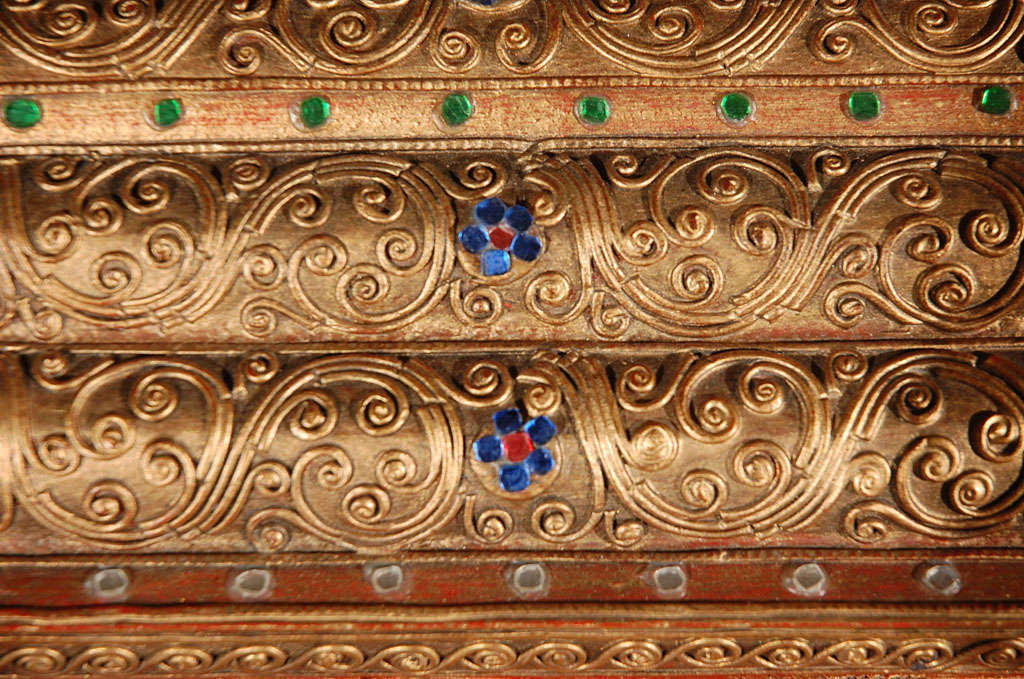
(1, 634, 1024, 675)
(2, 148, 1024, 342)
(2, 347, 1024, 552)
(1, 1, 1022, 79)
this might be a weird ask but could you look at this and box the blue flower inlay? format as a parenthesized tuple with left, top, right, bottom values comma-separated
(499, 463, 530, 492)
(524, 415, 557, 445)
(481, 249, 510, 276)
(526, 448, 554, 475)
(473, 435, 502, 463)
(493, 408, 523, 435)
(474, 407, 558, 493)
(458, 198, 544, 276)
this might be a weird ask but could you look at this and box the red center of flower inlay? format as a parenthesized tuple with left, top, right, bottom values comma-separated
(501, 431, 533, 462)
(488, 226, 516, 250)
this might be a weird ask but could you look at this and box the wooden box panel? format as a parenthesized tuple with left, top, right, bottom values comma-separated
(1, 0, 1023, 676)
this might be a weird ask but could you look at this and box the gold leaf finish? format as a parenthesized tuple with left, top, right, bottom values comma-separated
(1, 149, 1024, 341)
(1, 347, 1024, 552)
(1, 0, 1023, 676)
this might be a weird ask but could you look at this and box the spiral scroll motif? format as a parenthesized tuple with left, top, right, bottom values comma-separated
(2, 635, 1023, 675)
(811, 0, 1024, 72)
(527, 149, 1024, 339)
(2, 353, 465, 550)
(0, 0, 218, 77)
(3, 351, 1024, 550)
(2, 150, 1024, 340)
(0, 154, 508, 339)
(2, 0, 1022, 78)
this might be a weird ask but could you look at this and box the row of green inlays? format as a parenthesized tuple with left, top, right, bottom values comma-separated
(439, 88, 1018, 126)
(3, 86, 1017, 130)
(0, 96, 331, 130)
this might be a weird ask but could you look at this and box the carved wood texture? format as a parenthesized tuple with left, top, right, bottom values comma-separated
(1, 0, 1023, 676)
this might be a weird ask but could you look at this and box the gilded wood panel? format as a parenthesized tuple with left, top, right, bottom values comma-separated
(3, 346, 1024, 553)
(1, 1, 1023, 677)
(1, 147, 1024, 342)
(1, 0, 1023, 80)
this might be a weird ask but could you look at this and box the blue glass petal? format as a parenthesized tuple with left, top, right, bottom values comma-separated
(475, 197, 507, 225)
(493, 408, 523, 435)
(481, 249, 511, 276)
(499, 463, 531, 492)
(458, 225, 489, 254)
(511, 233, 542, 262)
(524, 416, 557, 445)
(526, 448, 554, 475)
(504, 204, 534, 232)
(473, 435, 502, 463)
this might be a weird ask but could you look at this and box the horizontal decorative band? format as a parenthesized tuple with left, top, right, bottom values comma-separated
(0, 84, 1020, 147)
(1, 148, 1024, 342)
(2, 346, 1024, 553)
(0, 603, 1022, 676)
(1, 549, 1023, 606)
(1, 1, 1022, 80)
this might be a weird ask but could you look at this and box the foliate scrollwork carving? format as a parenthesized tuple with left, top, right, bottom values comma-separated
(3, 347, 1024, 552)
(3, 148, 1024, 342)
(811, 0, 1024, 72)
(1, 1, 1021, 79)
(0, 0, 221, 78)
(0, 635, 1023, 675)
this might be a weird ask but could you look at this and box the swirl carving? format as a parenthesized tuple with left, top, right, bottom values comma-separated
(3, 347, 1024, 551)
(811, 0, 1024, 72)
(0, 0, 219, 77)
(3, 353, 468, 550)
(0, 635, 1022, 675)
(526, 149, 1024, 339)
(2, 1, 1021, 78)
(0, 154, 506, 339)
(216, 0, 813, 77)
(3, 149, 1024, 341)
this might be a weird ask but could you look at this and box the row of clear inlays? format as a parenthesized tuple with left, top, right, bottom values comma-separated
(2, 85, 1017, 130)
(79, 560, 965, 602)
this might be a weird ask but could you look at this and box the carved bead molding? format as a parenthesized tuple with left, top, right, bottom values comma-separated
(0, 0, 1022, 79)
(3, 346, 1024, 553)
(1, 148, 1024, 342)
(0, 603, 1023, 676)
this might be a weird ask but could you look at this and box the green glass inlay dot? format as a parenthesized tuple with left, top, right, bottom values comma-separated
(153, 98, 182, 127)
(979, 85, 1013, 116)
(4, 98, 40, 129)
(719, 92, 753, 122)
(440, 93, 473, 127)
(299, 96, 330, 128)
(847, 91, 881, 122)
(576, 96, 611, 125)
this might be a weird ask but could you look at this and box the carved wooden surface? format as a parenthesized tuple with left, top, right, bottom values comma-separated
(0, 0, 1022, 79)
(3, 346, 1024, 553)
(1, 148, 1024, 342)
(0, 602, 1021, 675)
(1, 0, 1023, 676)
